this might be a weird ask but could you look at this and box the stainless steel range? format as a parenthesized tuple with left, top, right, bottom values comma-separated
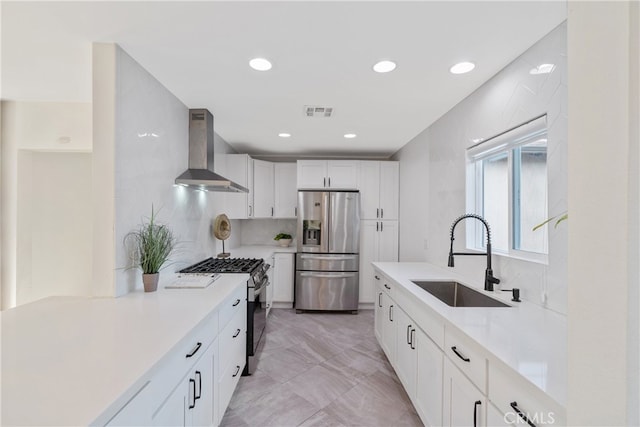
(178, 257, 269, 376)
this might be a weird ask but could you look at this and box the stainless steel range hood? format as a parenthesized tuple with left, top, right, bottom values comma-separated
(175, 109, 248, 193)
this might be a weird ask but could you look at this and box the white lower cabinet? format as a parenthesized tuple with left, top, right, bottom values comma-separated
(272, 252, 294, 306)
(379, 285, 396, 362)
(414, 327, 443, 427)
(395, 307, 416, 394)
(443, 358, 485, 427)
(487, 403, 511, 426)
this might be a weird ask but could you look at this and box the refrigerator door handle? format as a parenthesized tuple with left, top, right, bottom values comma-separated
(299, 254, 359, 261)
(299, 272, 358, 279)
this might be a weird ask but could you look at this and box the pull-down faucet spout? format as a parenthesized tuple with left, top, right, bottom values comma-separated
(448, 214, 500, 291)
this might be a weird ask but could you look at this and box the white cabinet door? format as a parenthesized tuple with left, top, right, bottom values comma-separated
(378, 221, 399, 263)
(153, 377, 186, 426)
(225, 154, 253, 219)
(487, 403, 512, 426)
(274, 163, 298, 218)
(395, 307, 417, 396)
(358, 220, 379, 303)
(273, 253, 294, 304)
(253, 159, 275, 218)
(297, 160, 327, 189)
(379, 162, 399, 220)
(381, 291, 396, 363)
(358, 161, 380, 219)
(374, 276, 384, 342)
(326, 160, 358, 189)
(443, 358, 485, 427)
(106, 383, 152, 426)
(190, 343, 216, 427)
(415, 328, 444, 427)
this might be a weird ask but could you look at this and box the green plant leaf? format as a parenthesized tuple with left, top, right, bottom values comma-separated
(532, 212, 568, 232)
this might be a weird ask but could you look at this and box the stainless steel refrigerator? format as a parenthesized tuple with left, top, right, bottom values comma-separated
(295, 191, 360, 312)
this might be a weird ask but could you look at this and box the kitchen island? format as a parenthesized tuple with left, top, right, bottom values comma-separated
(373, 262, 566, 426)
(2, 274, 248, 426)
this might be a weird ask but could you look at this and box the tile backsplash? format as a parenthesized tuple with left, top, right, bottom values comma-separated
(237, 219, 297, 247)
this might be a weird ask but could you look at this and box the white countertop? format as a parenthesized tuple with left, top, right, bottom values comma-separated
(1, 274, 248, 426)
(373, 262, 567, 408)
(228, 244, 296, 261)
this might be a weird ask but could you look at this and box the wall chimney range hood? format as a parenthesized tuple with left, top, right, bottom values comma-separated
(175, 109, 248, 193)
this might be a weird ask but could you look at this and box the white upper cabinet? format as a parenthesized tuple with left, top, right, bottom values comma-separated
(252, 159, 275, 218)
(358, 161, 399, 220)
(297, 160, 358, 189)
(274, 163, 297, 218)
(359, 220, 398, 303)
(224, 154, 254, 219)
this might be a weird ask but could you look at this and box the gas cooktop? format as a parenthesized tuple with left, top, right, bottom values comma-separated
(178, 257, 263, 274)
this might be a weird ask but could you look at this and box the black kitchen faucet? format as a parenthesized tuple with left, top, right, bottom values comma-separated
(448, 214, 501, 291)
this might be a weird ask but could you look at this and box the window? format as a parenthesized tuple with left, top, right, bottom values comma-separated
(466, 116, 548, 262)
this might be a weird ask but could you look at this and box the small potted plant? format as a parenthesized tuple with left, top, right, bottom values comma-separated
(274, 232, 293, 247)
(126, 207, 176, 292)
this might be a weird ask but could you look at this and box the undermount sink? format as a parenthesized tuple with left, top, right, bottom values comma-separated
(411, 280, 511, 308)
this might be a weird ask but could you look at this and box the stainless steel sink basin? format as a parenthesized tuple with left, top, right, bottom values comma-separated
(411, 280, 510, 308)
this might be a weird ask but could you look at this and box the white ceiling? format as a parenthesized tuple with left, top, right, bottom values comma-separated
(2, 1, 566, 157)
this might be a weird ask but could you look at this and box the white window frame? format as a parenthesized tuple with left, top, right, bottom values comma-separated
(465, 115, 549, 264)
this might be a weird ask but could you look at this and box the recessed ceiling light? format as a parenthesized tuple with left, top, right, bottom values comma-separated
(530, 63, 556, 75)
(449, 62, 475, 74)
(373, 60, 397, 73)
(278, 133, 291, 138)
(249, 58, 272, 71)
(344, 133, 357, 139)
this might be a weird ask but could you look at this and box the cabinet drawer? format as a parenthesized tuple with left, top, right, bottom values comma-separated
(148, 312, 218, 413)
(489, 361, 565, 425)
(218, 302, 246, 372)
(218, 338, 246, 414)
(219, 285, 246, 330)
(444, 326, 487, 393)
(375, 272, 395, 299)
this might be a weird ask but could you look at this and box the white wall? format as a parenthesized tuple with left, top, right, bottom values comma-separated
(1, 101, 92, 309)
(394, 23, 568, 314)
(93, 44, 238, 297)
(238, 219, 296, 247)
(16, 152, 92, 305)
(567, 2, 638, 424)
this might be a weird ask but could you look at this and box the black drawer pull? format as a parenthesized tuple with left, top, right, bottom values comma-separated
(188, 378, 196, 409)
(233, 328, 241, 338)
(510, 402, 537, 427)
(410, 329, 416, 350)
(384, 284, 391, 290)
(375, 275, 380, 280)
(378, 292, 382, 308)
(451, 346, 470, 362)
(186, 342, 202, 358)
(407, 324, 412, 345)
(195, 371, 202, 399)
(389, 305, 394, 321)
(233, 365, 241, 377)
(232, 299, 241, 307)
(473, 400, 481, 427)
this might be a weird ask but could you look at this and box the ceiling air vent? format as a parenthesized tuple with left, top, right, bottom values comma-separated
(304, 106, 333, 118)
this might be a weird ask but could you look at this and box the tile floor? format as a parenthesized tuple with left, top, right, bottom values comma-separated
(220, 309, 422, 427)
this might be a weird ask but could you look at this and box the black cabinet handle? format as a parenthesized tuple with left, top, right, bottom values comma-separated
(189, 378, 196, 409)
(381, 208, 384, 218)
(378, 292, 382, 308)
(375, 275, 380, 280)
(407, 324, 412, 345)
(186, 342, 202, 358)
(389, 305, 394, 321)
(510, 402, 537, 427)
(384, 283, 391, 290)
(451, 346, 470, 362)
(271, 207, 274, 216)
(410, 329, 416, 350)
(195, 371, 202, 400)
(232, 299, 241, 307)
(233, 328, 241, 338)
(233, 365, 241, 377)
(381, 222, 384, 231)
(324, 177, 327, 187)
(473, 400, 481, 427)
(377, 208, 380, 218)
(376, 221, 379, 231)
(328, 177, 331, 187)
(295, 207, 297, 216)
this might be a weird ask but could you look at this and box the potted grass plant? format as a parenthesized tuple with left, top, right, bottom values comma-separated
(126, 207, 176, 292)
(274, 232, 293, 247)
